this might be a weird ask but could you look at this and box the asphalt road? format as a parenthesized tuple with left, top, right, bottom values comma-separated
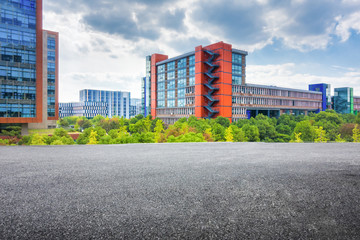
(0, 143, 360, 239)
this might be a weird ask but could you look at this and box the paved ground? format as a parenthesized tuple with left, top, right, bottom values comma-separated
(0, 143, 360, 239)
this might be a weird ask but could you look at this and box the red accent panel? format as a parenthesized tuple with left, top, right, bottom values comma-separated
(150, 54, 168, 117)
(195, 41, 233, 120)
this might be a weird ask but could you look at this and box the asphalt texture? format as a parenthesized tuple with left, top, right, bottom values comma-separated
(0, 143, 360, 239)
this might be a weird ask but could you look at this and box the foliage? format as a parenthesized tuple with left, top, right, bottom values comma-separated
(335, 134, 346, 143)
(30, 134, 46, 145)
(225, 126, 234, 142)
(168, 132, 205, 143)
(314, 126, 328, 143)
(241, 124, 260, 142)
(339, 123, 356, 142)
(291, 132, 303, 143)
(353, 125, 360, 143)
(88, 130, 98, 145)
(292, 120, 315, 142)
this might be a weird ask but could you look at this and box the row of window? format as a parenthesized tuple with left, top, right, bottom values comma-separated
(156, 107, 195, 116)
(0, 66, 36, 82)
(157, 55, 195, 73)
(0, 103, 36, 118)
(232, 97, 322, 108)
(157, 77, 195, 90)
(232, 85, 322, 99)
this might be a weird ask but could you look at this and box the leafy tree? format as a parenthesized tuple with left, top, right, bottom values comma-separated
(88, 130, 98, 145)
(58, 118, 69, 128)
(215, 116, 230, 128)
(339, 123, 356, 142)
(291, 132, 303, 143)
(203, 128, 214, 142)
(77, 118, 92, 129)
(255, 120, 277, 141)
(241, 124, 260, 142)
(30, 134, 46, 145)
(230, 125, 247, 142)
(91, 115, 105, 125)
(335, 134, 346, 143)
(353, 125, 360, 143)
(154, 119, 165, 143)
(132, 132, 155, 143)
(167, 132, 205, 143)
(211, 123, 226, 142)
(356, 114, 360, 124)
(314, 126, 328, 143)
(51, 140, 64, 145)
(292, 120, 315, 142)
(276, 124, 292, 136)
(225, 126, 234, 142)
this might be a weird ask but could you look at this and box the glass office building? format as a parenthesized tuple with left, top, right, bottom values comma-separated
(80, 89, 130, 118)
(142, 41, 326, 124)
(0, 0, 59, 130)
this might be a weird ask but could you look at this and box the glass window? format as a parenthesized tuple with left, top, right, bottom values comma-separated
(177, 58, 186, 68)
(178, 98, 185, 107)
(167, 61, 175, 71)
(232, 53, 242, 64)
(167, 71, 175, 80)
(158, 82, 165, 90)
(232, 64, 242, 75)
(167, 90, 175, 99)
(178, 78, 186, 88)
(157, 64, 165, 73)
(232, 75, 242, 85)
(157, 100, 165, 108)
(178, 88, 185, 98)
(189, 55, 195, 66)
(189, 77, 195, 86)
(167, 80, 175, 89)
(157, 91, 165, 100)
(168, 99, 175, 108)
(158, 73, 165, 81)
(178, 68, 186, 78)
(189, 66, 195, 76)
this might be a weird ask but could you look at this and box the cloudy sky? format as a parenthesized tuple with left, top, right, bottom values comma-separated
(43, 0, 360, 102)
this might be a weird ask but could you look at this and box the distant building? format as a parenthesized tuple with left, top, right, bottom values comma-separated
(79, 89, 130, 118)
(59, 102, 108, 119)
(141, 41, 325, 124)
(309, 83, 332, 111)
(0, 0, 59, 131)
(333, 87, 354, 114)
(130, 98, 141, 118)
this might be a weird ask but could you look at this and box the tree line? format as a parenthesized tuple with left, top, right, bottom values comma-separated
(1, 110, 360, 146)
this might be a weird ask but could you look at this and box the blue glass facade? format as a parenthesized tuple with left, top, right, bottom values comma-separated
(47, 36, 55, 117)
(156, 54, 195, 109)
(232, 52, 244, 85)
(309, 83, 331, 111)
(0, 0, 37, 118)
(80, 89, 130, 118)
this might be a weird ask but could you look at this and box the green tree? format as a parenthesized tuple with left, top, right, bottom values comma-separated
(58, 118, 69, 128)
(51, 140, 64, 145)
(211, 123, 226, 142)
(291, 132, 303, 143)
(215, 116, 230, 128)
(154, 119, 165, 143)
(335, 134, 346, 143)
(225, 126, 234, 142)
(30, 134, 46, 145)
(241, 124, 260, 142)
(88, 130, 98, 145)
(77, 118, 92, 129)
(167, 132, 205, 143)
(230, 125, 247, 142)
(314, 126, 328, 143)
(353, 124, 360, 143)
(292, 120, 315, 142)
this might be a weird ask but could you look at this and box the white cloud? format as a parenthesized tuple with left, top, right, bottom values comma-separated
(335, 12, 360, 42)
(247, 63, 360, 96)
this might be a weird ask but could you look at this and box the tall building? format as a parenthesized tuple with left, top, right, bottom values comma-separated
(309, 83, 332, 111)
(130, 98, 141, 118)
(0, 0, 59, 131)
(141, 56, 151, 117)
(333, 87, 354, 114)
(59, 102, 108, 119)
(79, 89, 130, 118)
(142, 41, 324, 124)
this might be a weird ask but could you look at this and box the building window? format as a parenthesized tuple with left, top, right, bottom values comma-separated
(167, 61, 175, 71)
